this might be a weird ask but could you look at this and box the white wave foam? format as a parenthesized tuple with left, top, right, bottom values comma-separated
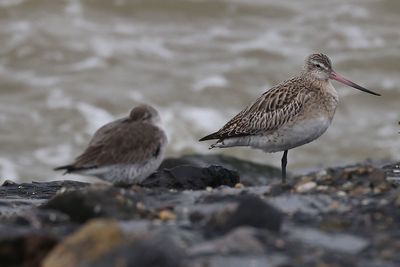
(69, 57, 107, 71)
(113, 23, 138, 35)
(129, 38, 174, 59)
(0, 0, 24, 7)
(0, 66, 59, 87)
(193, 75, 228, 92)
(331, 26, 384, 49)
(65, 0, 83, 16)
(46, 89, 73, 109)
(0, 158, 19, 181)
(160, 105, 228, 153)
(382, 79, 395, 89)
(34, 144, 72, 165)
(129, 91, 145, 102)
(230, 30, 309, 58)
(90, 37, 115, 58)
(89, 36, 173, 60)
(76, 102, 114, 133)
(335, 4, 369, 19)
(180, 106, 227, 132)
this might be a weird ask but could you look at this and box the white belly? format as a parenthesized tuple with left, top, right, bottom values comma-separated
(77, 149, 166, 185)
(213, 116, 332, 153)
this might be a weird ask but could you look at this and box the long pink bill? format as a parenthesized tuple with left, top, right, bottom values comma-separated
(329, 71, 380, 96)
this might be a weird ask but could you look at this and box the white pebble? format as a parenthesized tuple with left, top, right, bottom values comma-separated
(296, 181, 317, 193)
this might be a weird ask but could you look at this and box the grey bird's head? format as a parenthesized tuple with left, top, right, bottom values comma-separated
(303, 53, 380, 96)
(304, 53, 333, 81)
(129, 104, 160, 124)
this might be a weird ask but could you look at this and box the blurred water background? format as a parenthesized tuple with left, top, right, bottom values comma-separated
(0, 0, 399, 182)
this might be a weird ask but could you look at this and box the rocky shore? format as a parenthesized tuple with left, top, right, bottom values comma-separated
(0, 155, 399, 267)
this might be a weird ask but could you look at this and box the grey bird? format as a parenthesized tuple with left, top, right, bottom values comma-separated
(199, 53, 380, 184)
(55, 104, 167, 186)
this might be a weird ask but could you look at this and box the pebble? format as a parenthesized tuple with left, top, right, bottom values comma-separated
(316, 185, 329, 191)
(295, 181, 317, 193)
(234, 183, 244, 189)
(159, 210, 176, 221)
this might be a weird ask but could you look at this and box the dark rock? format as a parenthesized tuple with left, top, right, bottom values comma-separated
(42, 219, 126, 267)
(141, 165, 240, 190)
(0, 180, 89, 200)
(160, 154, 281, 186)
(41, 186, 150, 223)
(89, 235, 187, 267)
(207, 195, 283, 234)
(0, 227, 58, 267)
(189, 227, 266, 256)
(1, 159, 400, 267)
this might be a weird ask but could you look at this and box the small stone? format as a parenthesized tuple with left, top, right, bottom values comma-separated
(329, 201, 340, 210)
(234, 183, 244, 189)
(42, 219, 125, 267)
(342, 181, 353, 190)
(159, 210, 176, 221)
(207, 195, 283, 233)
(274, 239, 285, 249)
(337, 191, 347, 197)
(136, 202, 145, 210)
(295, 181, 317, 193)
(316, 185, 329, 191)
(206, 186, 213, 192)
(361, 199, 371, 206)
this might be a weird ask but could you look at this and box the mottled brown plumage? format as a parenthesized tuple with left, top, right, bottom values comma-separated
(200, 76, 318, 140)
(55, 104, 167, 185)
(200, 53, 380, 183)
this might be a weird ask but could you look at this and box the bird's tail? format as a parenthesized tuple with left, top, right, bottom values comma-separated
(53, 165, 75, 175)
(199, 132, 220, 142)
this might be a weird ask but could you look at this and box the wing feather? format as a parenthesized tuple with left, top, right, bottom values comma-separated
(73, 121, 166, 168)
(209, 77, 314, 139)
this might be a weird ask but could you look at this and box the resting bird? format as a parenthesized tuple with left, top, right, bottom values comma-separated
(54, 104, 167, 186)
(199, 53, 380, 183)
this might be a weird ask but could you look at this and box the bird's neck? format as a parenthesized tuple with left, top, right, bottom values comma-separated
(302, 75, 338, 99)
(302, 75, 339, 119)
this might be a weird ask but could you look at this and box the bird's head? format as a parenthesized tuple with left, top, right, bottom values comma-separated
(304, 53, 333, 81)
(303, 53, 380, 96)
(129, 104, 160, 124)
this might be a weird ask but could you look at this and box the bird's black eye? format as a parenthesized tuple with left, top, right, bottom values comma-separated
(314, 63, 323, 69)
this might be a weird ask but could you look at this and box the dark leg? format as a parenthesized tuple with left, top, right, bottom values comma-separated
(281, 150, 288, 184)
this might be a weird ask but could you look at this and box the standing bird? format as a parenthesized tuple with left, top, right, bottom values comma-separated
(199, 53, 380, 183)
(54, 104, 167, 186)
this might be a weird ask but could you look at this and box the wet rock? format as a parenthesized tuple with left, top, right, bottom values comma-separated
(89, 235, 187, 267)
(42, 219, 126, 267)
(383, 162, 400, 185)
(0, 159, 399, 267)
(0, 180, 89, 199)
(289, 227, 368, 254)
(160, 154, 281, 185)
(207, 195, 283, 234)
(41, 185, 151, 223)
(295, 181, 317, 193)
(141, 165, 240, 190)
(189, 227, 266, 255)
(0, 227, 58, 267)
